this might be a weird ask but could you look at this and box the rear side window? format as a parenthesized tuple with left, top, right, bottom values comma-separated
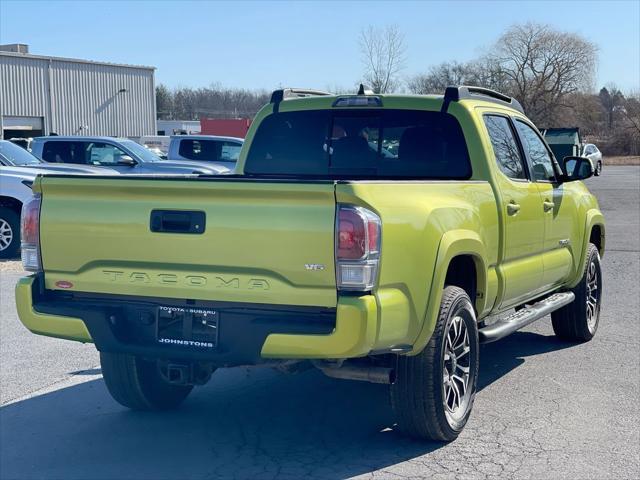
(178, 139, 240, 163)
(245, 109, 471, 179)
(483, 115, 527, 180)
(41, 141, 88, 164)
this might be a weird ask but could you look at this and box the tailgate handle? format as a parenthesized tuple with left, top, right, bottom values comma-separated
(150, 210, 206, 234)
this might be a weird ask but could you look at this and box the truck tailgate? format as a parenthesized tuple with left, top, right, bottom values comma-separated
(37, 177, 338, 307)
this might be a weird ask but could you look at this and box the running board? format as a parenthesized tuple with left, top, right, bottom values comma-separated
(479, 292, 575, 344)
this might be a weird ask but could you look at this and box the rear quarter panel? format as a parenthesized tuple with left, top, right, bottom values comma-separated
(336, 181, 499, 352)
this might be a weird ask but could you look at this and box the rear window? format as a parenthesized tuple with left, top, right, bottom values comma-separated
(245, 109, 471, 179)
(178, 139, 241, 163)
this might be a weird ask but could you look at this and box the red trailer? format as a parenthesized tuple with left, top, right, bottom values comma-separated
(200, 118, 252, 138)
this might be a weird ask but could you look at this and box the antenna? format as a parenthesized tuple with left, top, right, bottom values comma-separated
(357, 84, 374, 95)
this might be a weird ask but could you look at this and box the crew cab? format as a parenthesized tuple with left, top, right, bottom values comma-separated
(15, 86, 605, 441)
(30, 136, 229, 175)
(167, 135, 243, 171)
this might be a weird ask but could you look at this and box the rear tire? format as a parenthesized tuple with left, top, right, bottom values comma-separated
(100, 352, 193, 410)
(391, 286, 479, 441)
(0, 207, 20, 259)
(551, 243, 602, 342)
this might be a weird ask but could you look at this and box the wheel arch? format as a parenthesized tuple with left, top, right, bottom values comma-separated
(410, 230, 488, 355)
(0, 195, 23, 214)
(589, 223, 605, 256)
(568, 210, 605, 288)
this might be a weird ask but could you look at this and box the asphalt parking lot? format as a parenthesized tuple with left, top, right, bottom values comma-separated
(1, 166, 638, 480)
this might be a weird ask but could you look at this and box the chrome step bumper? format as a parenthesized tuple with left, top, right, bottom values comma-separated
(479, 292, 575, 344)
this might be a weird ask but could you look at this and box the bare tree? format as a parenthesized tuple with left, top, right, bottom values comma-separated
(620, 90, 640, 136)
(156, 84, 270, 120)
(359, 25, 406, 93)
(599, 84, 624, 130)
(489, 22, 597, 124)
(155, 84, 174, 120)
(407, 61, 470, 94)
(407, 58, 511, 95)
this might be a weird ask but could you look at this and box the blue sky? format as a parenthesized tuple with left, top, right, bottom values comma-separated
(1, 0, 638, 92)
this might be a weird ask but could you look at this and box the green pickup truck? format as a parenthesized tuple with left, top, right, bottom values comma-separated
(16, 86, 605, 441)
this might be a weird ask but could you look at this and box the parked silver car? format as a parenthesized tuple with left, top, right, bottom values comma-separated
(0, 140, 112, 258)
(30, 136, 230, 175)
(583, 143, 603, 176)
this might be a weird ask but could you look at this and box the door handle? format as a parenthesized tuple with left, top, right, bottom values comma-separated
(150, 210, 206, 234)
(543, 200, 554, 212)
(506, 201, 521, 215)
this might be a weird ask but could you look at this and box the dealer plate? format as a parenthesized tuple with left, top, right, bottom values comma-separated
(156, 305, 219, 349)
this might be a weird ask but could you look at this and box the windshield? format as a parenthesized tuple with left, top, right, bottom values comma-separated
(245, 109, 471, 179)
(120, 140, 162, 163)
(0, 141, 42, 166)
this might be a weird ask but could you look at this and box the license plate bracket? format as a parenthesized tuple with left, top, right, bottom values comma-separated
(156, 306, 218, 349)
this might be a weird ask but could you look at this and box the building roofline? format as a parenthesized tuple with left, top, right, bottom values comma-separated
(0, 50, 155, 70)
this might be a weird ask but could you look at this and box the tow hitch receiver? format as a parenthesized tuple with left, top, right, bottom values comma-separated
(163, 362, 214, 386)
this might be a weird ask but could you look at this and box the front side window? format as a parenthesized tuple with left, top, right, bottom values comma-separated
(87, 143, 130, 165)
(515, 120, 556, 182)
(245, 109, 471, 179)
(483, 115, 526, 180)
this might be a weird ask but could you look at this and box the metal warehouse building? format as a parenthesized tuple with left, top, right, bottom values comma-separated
(0, 44, 155, 139)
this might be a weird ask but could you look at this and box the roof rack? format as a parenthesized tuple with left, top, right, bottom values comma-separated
(441, 85, 524, 114)
(270, 88, 332, 112)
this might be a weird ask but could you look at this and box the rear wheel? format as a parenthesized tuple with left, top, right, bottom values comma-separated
(551, 243, 602, 341)
(391, 286, 479, 441)
(0, 207, 20, 259)
(100, 352, 193, 410)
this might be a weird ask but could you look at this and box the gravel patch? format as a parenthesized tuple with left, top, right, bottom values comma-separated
(0, 260, 24, 273)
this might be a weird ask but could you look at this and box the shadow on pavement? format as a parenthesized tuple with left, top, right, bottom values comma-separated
(0, 330, 575, 480)
(478, 330, 575, 390)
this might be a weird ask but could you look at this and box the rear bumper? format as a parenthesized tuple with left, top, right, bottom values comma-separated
(15, 275, 378, 366)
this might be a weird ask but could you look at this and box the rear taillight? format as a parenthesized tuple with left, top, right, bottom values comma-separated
(21, 194, 42, 272)
(336, 205, 381, 292)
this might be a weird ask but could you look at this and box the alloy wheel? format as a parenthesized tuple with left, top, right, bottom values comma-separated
(0, 219, 13, 252)
(443, 314, 472, 425)
(586, 259, 600, 333)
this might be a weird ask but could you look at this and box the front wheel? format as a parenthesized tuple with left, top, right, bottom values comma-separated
(551, 243, 602, 342)
(391, 286, 479, 441)
(594, 161, 602, 176)
(100, 352, 193, 410)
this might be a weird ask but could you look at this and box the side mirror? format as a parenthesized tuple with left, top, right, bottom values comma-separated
(119, 155, 137, 166)
(562, 156, 593, 182)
